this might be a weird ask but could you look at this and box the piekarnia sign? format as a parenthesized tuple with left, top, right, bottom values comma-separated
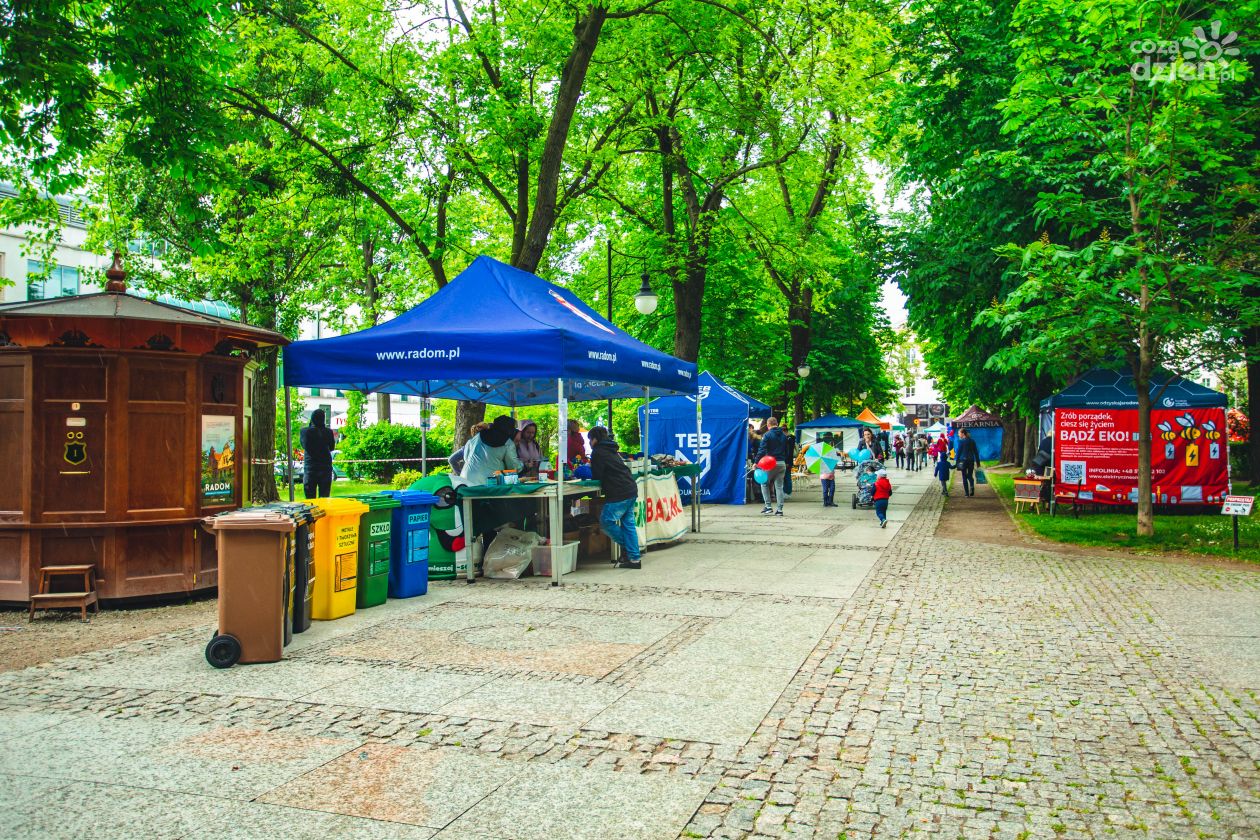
(1052, 407, 1228, 505)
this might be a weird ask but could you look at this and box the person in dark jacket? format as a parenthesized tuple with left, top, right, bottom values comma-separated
(588, 426, 641, 569)
(954, 428, 980, 497)
(756, 417, 789, 516)
(299, 409, 336, 498)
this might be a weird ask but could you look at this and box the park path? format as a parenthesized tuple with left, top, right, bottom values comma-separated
(0, 466, 1257, 839)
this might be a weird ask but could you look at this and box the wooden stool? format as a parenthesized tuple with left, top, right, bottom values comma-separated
(29, 565, 99, 622)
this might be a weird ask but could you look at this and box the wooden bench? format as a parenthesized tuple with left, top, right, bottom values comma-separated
(29, 565, 99, 622)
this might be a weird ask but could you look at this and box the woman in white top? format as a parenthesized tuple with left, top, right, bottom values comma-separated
(460, 415, 529, 555)
(461, 416, 523, 486)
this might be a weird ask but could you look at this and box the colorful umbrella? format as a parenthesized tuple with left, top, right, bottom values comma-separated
(804, 442, 840, 474)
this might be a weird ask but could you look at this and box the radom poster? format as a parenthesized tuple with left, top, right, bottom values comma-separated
(201, 415, 236, 505)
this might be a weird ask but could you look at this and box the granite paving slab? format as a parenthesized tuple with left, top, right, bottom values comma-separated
(0, 710, 77, 743)
(259, 743, 517, 829)
(297, 664, 493, 713)
(582, 687, 771, 744)
(436, 677, 627, 728)
(446, 760, 711, 839)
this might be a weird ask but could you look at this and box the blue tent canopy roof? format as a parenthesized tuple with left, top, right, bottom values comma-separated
(1040, 368, 1226, 411)
(283, 256, 697, 405)
(642, 371, 771, 420)
(797, 413, 870, 430)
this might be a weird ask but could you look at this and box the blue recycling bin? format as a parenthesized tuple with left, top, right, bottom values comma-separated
(384, 490, 440, 598)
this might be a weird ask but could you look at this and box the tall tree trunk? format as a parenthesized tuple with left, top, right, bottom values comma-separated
(1000, 415, 1021, 464)
(455, 400, 487, 450)
(671, 269, 704, 362)
(1247, 320, 1259, 483)
(1134, 342, 1155, 537)
(251, 346, 280, 504)
(516, 7, 608, 273)
(376, 392, 391, 424)
(1022, 417, 1037, 469)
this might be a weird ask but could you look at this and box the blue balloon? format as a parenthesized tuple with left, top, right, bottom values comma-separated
(753, 468, 769, 484)
(847, 448, 861, 460)
(854, 448, 872, 463)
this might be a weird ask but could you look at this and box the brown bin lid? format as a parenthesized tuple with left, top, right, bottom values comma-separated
(203, 510, 296, 532)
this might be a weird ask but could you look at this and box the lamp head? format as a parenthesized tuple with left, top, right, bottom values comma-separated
(634, 271, 658, 315)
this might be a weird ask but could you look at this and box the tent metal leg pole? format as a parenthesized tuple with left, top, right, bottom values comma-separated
(284, 386, 295, 502)
(463, 496, 475, 583)
(642, 387, 650, 478)
(553, 379, 566, 587)
(694, 399, 702, 533)
(420, 394, 428, 476)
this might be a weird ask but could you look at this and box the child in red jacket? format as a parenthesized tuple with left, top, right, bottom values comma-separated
(873, 469, 893, 528)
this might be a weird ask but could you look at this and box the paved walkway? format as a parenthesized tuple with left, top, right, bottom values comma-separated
(1, 468, 1257, 838)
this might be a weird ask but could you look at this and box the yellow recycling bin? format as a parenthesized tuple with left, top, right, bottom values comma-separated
(310, 497, 370, 620)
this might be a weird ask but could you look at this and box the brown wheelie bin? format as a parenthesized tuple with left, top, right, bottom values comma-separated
(202, 508, 296, 668)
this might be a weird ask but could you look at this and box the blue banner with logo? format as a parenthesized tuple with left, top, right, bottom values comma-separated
(639, 372, 770, 505)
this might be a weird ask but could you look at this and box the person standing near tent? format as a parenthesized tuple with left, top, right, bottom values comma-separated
(916, 433, 929, 469)
(820, 459, 837, 507)
(893, 434, 905, 469)
(954, 427, 980, 497)
(461, 416, 528, 556)
(783, 429, 797, 498)
(873, 468, 893, 528)
(515, 419, 542, 478)
(587, 426, 641, 569)
(300, 409, 336, 498)
(757, 417, 789, 516)
(449, 421, 491, 474)
(566, 419, 586, 465)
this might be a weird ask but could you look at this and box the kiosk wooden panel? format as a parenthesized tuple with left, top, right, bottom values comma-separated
(0, 255, 286, 603)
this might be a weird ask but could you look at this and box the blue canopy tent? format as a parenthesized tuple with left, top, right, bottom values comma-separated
(639, 371, 771, 505)
(282, 255, 699, 584)
(951, 405, 1004, 461)
(796, 413, 870, 449)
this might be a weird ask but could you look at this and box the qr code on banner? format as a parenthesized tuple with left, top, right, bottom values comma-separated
(1061, 461, 1087, 485)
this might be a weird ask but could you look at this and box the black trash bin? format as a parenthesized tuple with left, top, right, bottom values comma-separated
(262, 502, 322, 634)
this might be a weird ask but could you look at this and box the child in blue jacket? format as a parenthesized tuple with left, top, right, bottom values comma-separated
(933, 452, 953, 497)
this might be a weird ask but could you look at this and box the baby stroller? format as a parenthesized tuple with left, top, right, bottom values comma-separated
(852, 460, 883, 509)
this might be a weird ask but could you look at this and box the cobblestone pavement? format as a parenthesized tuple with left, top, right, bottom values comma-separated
(0, 471, 1257, 839)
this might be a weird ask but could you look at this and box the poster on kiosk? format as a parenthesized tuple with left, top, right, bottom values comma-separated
(1042, 368, 1229, 505)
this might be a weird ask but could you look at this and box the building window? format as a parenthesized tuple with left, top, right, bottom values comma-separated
(308, 388, 321, 397)
(399, 394, 409, 402)
(26, 260, 79, 299)
(334, 390, 344, 397)
(904, 385, 913, 398)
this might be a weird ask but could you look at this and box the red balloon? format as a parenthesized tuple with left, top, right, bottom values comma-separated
(757, 455, 778, 471)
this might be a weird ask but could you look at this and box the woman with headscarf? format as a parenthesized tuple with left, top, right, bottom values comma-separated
(299, 409, 336, 498)
(515, 419, 542, 478)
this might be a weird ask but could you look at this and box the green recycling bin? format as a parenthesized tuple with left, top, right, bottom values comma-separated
(350, 493, 400, 608)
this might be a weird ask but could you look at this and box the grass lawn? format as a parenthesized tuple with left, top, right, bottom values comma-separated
(986, 469, 1260, 564)
(273, 479, 393, 501)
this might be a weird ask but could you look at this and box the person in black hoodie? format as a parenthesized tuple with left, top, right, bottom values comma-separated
(588, 426, 641, 569)
(300, 409, 336, 498)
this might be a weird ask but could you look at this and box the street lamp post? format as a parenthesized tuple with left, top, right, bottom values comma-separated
(605, 241, 657, 427)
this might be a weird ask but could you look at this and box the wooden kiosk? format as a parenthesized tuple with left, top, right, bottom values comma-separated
(0, 255, 287, 604)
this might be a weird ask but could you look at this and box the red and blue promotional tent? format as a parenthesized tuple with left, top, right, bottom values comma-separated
(1040, 368, 1228, 506)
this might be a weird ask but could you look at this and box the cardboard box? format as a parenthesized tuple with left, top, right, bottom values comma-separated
(578, 525, 610, 560)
